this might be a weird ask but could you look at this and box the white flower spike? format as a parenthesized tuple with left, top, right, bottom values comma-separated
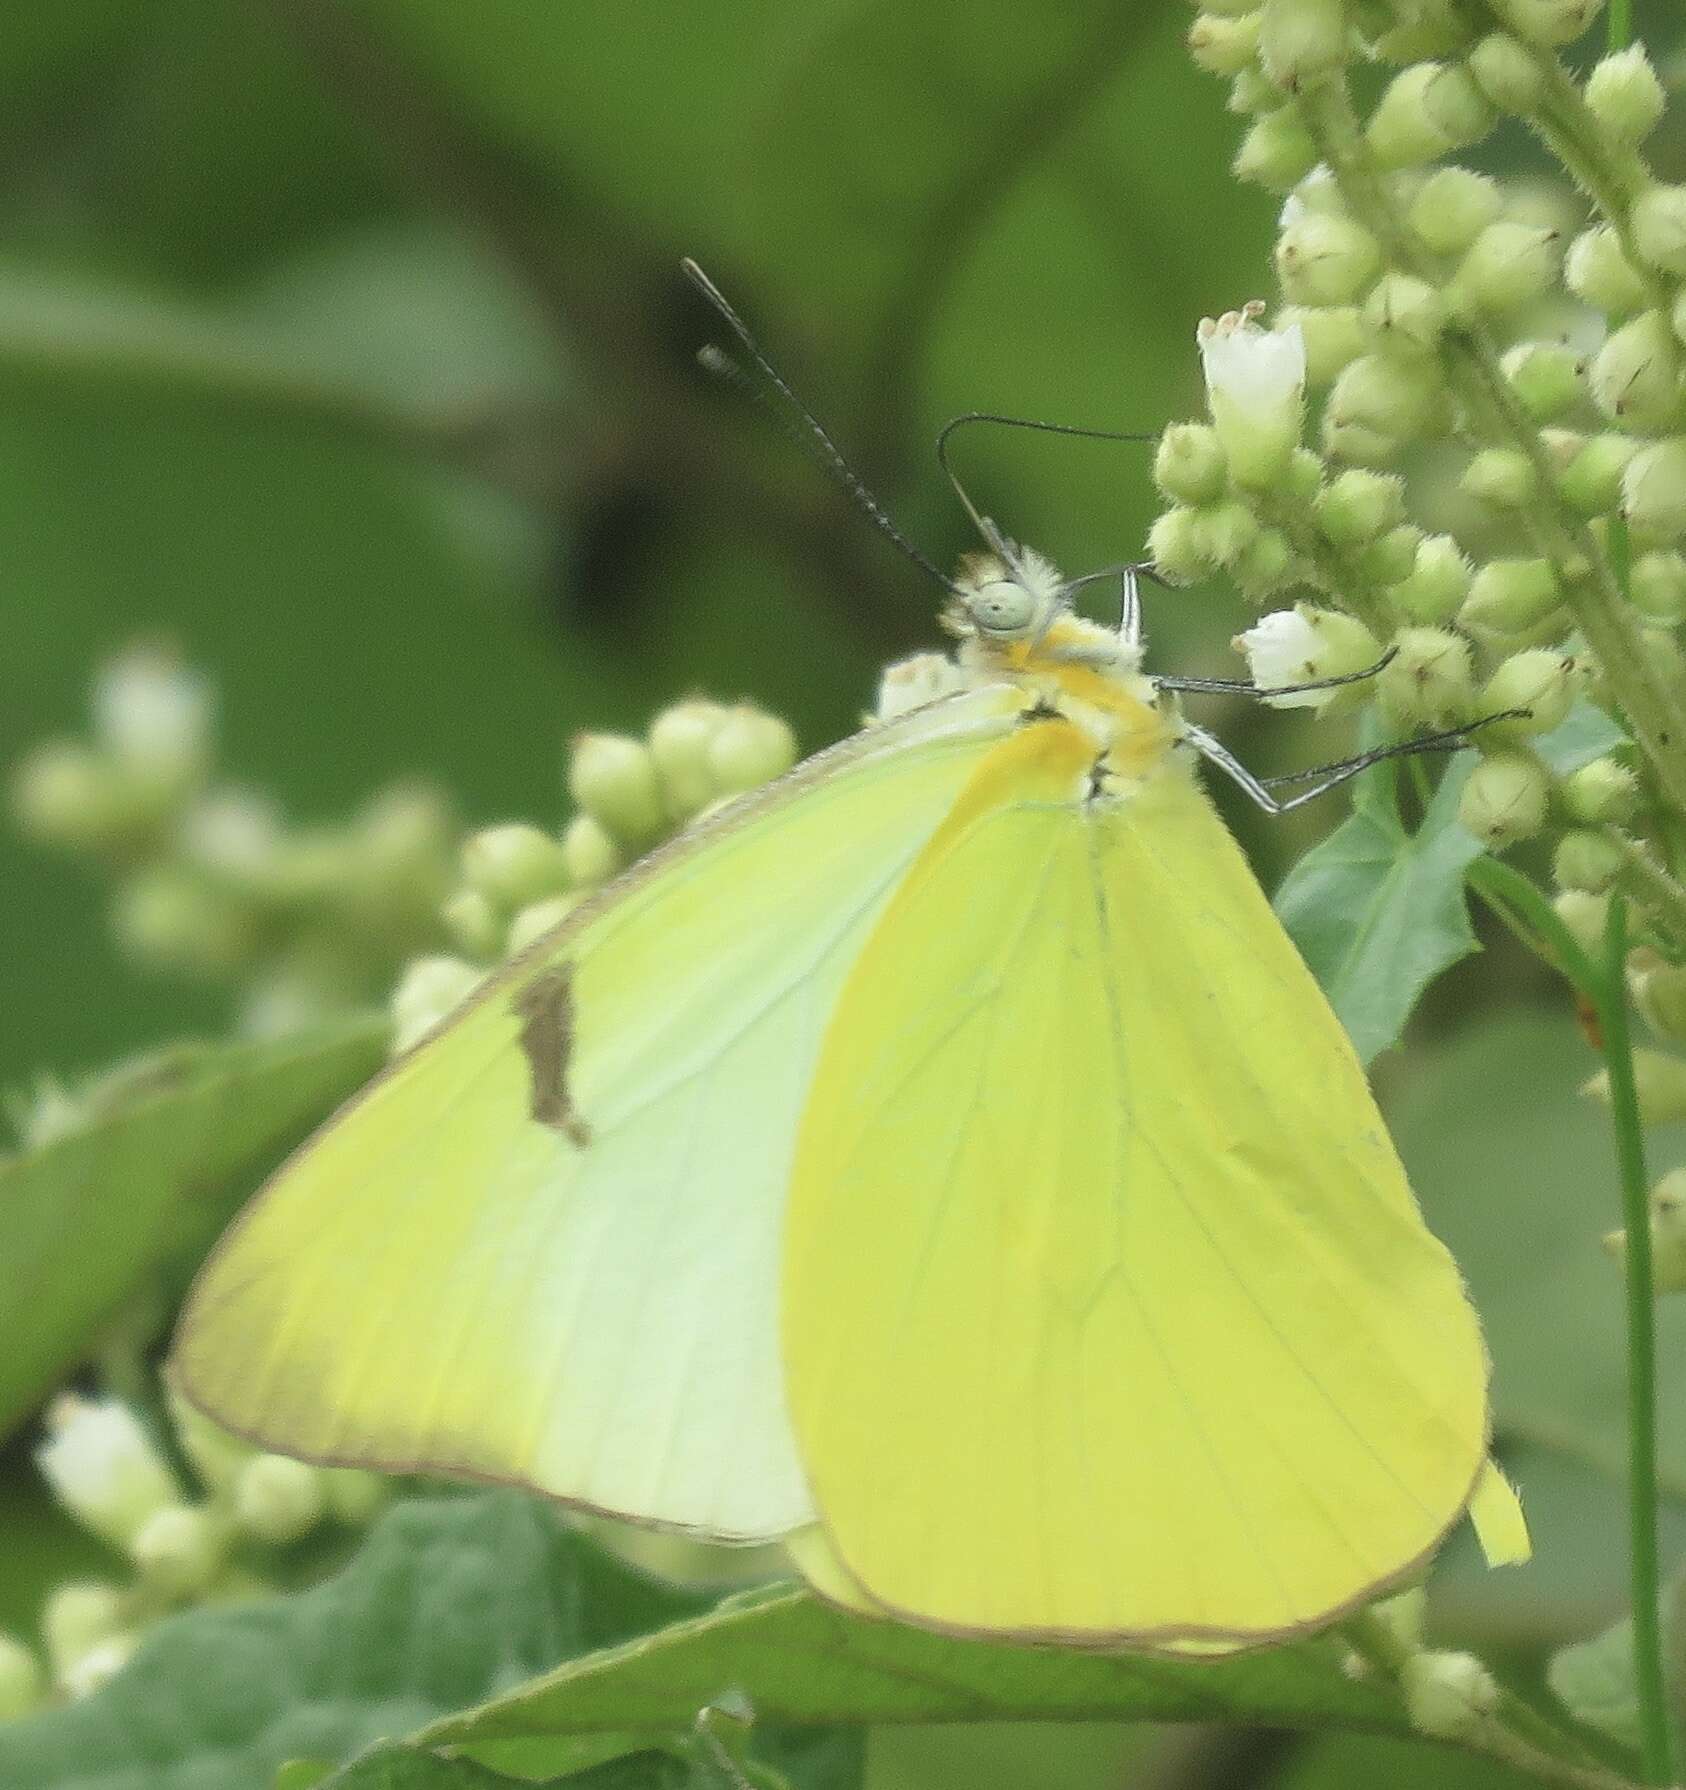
(1198, 304, 1307, 488)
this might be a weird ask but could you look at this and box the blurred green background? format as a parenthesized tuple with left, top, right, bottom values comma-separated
(4, 3, 1686, 1786)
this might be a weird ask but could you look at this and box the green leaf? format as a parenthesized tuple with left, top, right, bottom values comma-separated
(1549, 1566, 1686, 1757)
(0, 1492, 709, 1789)
(1273, 755, 1483, 1061)
(417, 1585, 1409, 1783)
(0, 1016, 385, 1441)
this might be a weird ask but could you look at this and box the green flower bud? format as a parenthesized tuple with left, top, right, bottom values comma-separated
(568, 732, 666, 843)
(1623, 439, 1686, 539)
(1228, 66, 1284, 114)
(1234, 605, 1381, 710)
(505, 894, 577, 957)
(1358, 523, 1424, 586)
(1490, 0, 1600, 48)
(707, 706, 799, 795)
(1461, 557, 1561, 636)
(1153, 422, 1229, 504)
(1389, 534, 1473, 623)
(1373, 9, 1474, 62)
(1634, 964, 1686, 1046)
(233, 1453, 327, 1545)
(1403, 1650, 1498, 1741)
(1585, 46, 1665, 145)
(41, 1582, 125, 1686)
(1555, 888, 1610, 955)
(1259, 0, 1345, 84)
(389, 954, 482, 1056)
(166, 1388, 254, 1495)
(321, 1467, 394, 1526)
(92, 647, 212, 804)
(1502, 341, 1585, 422)
(460, 823, 571, 913)
(1565, 225, 1652, 317)
(1286, 446, 1326, 502)
(1555, 825, 1627, 894)
(1279, 304, 1365, 385)
(1604, 1168, 1686, 1291)
(1232, 526, 1298, 597)
(60, 1634, 137, 1702)
(1632, 550, 1686, 624)
(1461, 447, 1537, 509)
(1191, 497, 1263, 567)
(1633, 186, 1686, 278)
(112, 867, 252, 977)
(1371, 1586, 1428, 1652)
(1459, 748, 1549, 845)
(1201, 0, 1262, 18)
(648, 698, 730, 820)
(1188, 9, 1264, 76)
(351, 784, 455, 903)
(1283, 164, 1346, 217)
(1324, 354, 1441, 460)
(1408, 166, 1502, 255)
(1479, 648, 1577, 739)
(36, 1395, 184, 1552)
(440, 886, 503, 959)
(560, 811, 625, 887)
(1379, 626, 1475, 726)
(9, 741, 129, 851)
(1313, 468, 1406, 546)
(1588, 1048, 1686, 1122)
(1560, 433, 1638, 516)
(1454, 222, 1562, 316)
(1275, 214, 1383, 305)
(1591, 311, 1682, 432)
(1146, 505, 1218, 582)
(131, 1502, 228, 1599)
(0, 1632, 43, 1722)
(1365, 62, 1495, 168)
(1360, 273, 1444, 358)
(1675, 291, 1686, 352)
(1467, 31, 1544, 111)
(1234, 106, 1320, 189)
(1563, 758, 1640, 830)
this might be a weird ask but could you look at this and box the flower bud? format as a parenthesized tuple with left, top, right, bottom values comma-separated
(1259, 0, 1345, 85)
(1479, 648, 1577, 739)
(1586, 46, 1665, 146)
(166, 1388, 254, 1495)
(1632, 962, 1686, 1046)
(1191, 498, 1262, 566)
(1623, 439, 1686, 540)
(648, 698, 730, 820)
(1459, 749, 1549, 845)
(1389, 534, 1473, 623)
(36, 1396, 183, 1552)
(1279, 304, 1365, 385)
(568, 733, 666, 843)
(1560, 433, 1638, 517)
(1468, 31, 1544, 111)
(1588, 1049, 1686, 1122)
(1234, 106, 1320, 189)
(1561, 757, 1639, 828)
(506, 895, 576, 957)
(350, 784, 455, 904)
(460, 824, 571, 913)
(1279, 165, 1344, 222)
(1491, 0, 1600, 47)
(1275, 214, 1383, 306)
(1379, 626, 1475, 725)
(1555, 888, 1610, 955)
(1313, 469, 1405, 547)
(1454, 222, 1562, 316)
(1324, 355, 1441, 461)
(9, 741, 128, 851)
(1234, 606, 1381, 710)
(1591, 311, 1682, 432)
(321, 1467, 394, 1526)
(1554, 827, 1626, 893)
(1359, 523, 1424, 587)
(1461, 448, 1537, 510)
(0, 1633, 43, 1721)
(1365, 62, 1495, 167)
(233, 1453, 327, 1545)
(1461, 558, 1561, 637)
(41, 1583, 126, 1687)
(131, 1502, 228, 1598)
(1605, 1168, 1686, 1292)
(708, 706, 799, 795)
(1360, 273, 1445, 358)
(1153, 422, 1229, 504)
(1403, 1650, 1498, 1741)
(560, 811, 625, 887)
(1372, 1586, 1428, 1652)
(1188, 9, 1263, 76)
(1633, 186, 1686, 278)
(1502, 341, 1584, 422)
(1146, 505, 1218, 582)
(389, 954, 482, 1055)
(1286, 446, 1326, 502)
(92, 647, 212, 800)
(111, 867, 252, 977)
(441, 887, 503, 959)
(1632, 550, 1686, 624)
(1201, 0, 1262, 17)
(1233, 527, 1298, 597)
(1565, 226, 1652, 318)
(1198, 310, 1307, 487)
(1408, 166, 1502, 255)
(1228, 65, 1284, 114)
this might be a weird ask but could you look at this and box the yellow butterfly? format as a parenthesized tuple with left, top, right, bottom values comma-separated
(172, 275, 1526, 1653)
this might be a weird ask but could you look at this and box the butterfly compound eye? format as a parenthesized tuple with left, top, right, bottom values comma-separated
(967, 577, 1039, 638)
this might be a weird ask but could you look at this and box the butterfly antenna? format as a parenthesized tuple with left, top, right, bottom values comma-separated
(681, 258, 954, 592)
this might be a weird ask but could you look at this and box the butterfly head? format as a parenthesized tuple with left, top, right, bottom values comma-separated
(946, 545, 1068, 645)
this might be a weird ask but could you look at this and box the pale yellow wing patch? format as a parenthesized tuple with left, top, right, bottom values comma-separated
(784, 721, 1494, 1643)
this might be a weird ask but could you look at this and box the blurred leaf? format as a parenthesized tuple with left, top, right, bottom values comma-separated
(1548, 1567, 1686, 1759)
(0, 1016, 385, 1441)
(1270, 1730, 1542, 1790)
(0, 1492, 709, 1789)
(1273, 755, 1482, 1063)
(420, 1585, 1410, 1782)
(1531, 702, 1628, 777)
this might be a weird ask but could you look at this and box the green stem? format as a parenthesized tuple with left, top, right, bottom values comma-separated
(1589, 897, 1674, 1788)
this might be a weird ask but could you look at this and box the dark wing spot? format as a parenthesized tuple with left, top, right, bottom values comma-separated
(512, 965, 591, 1147)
